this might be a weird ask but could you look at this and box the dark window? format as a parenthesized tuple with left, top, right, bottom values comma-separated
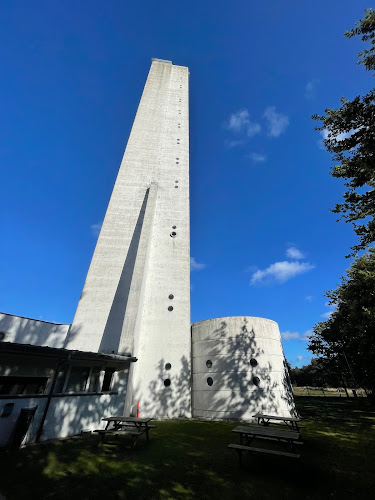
(66, 366, 90, 393)
(102, 368, 115, 392)
(168, 306, 173, 311)
(0, 376, 48, 395)
(206, 360, 212, 369)
(165, 363, 171, 370)
(54, 365, 69, 393)
(172, 226, 177, 229)
(250, 358, 258, 367)
(253, 376, 260, 386)
(169, 294, 174, 299)
(88, 367, 101, 392)
(207, 377, 213, 386)
(164, 379, 171, 387)
(170, 232, 177, 237)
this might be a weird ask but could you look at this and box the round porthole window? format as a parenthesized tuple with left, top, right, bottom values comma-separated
(207, 377, 213, 386)
(253, 376, 260, 386)
(165, 363, 171, 371)
(250, 358, 258, 367)
(168, 294, 174, 300)
(168, 306, 173, 311)
(172, 226, 177, 229)
(164, 379, 171, 387)
(206, 360, 212, 369)
(170, 232, 177, 238)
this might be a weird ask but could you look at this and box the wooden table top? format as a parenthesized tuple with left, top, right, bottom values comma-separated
(232, 425, 300, 440)
(102, 416, 153, 423)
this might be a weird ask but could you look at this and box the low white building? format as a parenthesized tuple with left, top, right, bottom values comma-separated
(0, 312, 136, 447)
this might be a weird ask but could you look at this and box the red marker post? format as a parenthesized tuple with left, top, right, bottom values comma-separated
(136, 401, 139, 418)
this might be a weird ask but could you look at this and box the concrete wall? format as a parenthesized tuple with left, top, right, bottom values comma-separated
(0, 312, 70, 348)
(192, 316, 296, 420)
(66, 59, 191, 418)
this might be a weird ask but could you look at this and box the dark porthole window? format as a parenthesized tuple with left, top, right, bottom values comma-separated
(164, 379, 171, 387)
(168, 306, 173, 311)
(170, 232, 177, 237)
(175, 186, 178, 188)
(207, 377, 213, 386)
(253, 376, 260, 386)
(172, 226, 177, 229)
(168, 294, 174, 299)
(165, 363, 171, 371)
(206, 360, 212, 369)
(250, 358, 258, 367)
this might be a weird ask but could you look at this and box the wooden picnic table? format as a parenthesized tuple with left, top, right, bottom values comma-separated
(232, 425, 301, 450)
(229, 424, 303, 464)
(253, 413, 302, 431)
(95, 416, 156, 446)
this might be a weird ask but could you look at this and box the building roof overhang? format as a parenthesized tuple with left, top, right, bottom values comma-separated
(0, 341, 137, 365)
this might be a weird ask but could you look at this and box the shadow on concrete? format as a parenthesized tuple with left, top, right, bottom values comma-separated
(192, 317, 296, 420)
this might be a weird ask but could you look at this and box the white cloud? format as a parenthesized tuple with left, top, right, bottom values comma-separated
(318, 128, 359, 150)
(286, 246, 305, 260)
(226, 109, 261, 137)
(281, 329, 312, 342)
(321, 310, 333, 319)
(300, 329, 312, 342)
(305, 295, 313, 302)
(190, 257, 206, 272)
(305, 79, 319, 99)
(321, 301, 336, 319)
(225, 139, 245, 149)
(297, 355, 304, 362)
(263, 106, 289, 137)
(247, 152, 266, 163)
(281, 331, 300, 340)
(250, 260, 314, 285)
(91, 222, 102, 237)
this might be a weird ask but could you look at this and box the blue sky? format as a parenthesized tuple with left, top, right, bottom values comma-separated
(0, 1, 372, 367)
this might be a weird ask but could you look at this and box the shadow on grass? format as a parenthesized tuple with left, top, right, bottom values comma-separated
(0, 400, 374, 499)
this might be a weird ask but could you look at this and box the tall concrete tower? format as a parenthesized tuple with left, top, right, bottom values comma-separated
(65, 59, 191, 418)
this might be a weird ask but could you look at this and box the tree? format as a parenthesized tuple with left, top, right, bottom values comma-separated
(313, 9, 375, 255)
(288, 358, 342, 388)
(308, 248, 375, 397)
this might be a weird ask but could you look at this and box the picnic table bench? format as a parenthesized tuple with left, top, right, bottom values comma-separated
(253, 413, 302, 431)
(94, 416, 156, 447)
(228, 424, 303, 464)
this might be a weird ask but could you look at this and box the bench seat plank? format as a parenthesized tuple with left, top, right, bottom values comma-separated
(228, 443, 300, 458)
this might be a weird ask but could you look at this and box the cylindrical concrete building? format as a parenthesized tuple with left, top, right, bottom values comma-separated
(192, 316, 296, 420)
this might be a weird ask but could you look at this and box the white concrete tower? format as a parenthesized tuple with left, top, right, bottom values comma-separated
(65, 59, 191, 418)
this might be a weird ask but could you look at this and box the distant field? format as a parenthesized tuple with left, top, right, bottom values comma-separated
(292, 386, 367, 397)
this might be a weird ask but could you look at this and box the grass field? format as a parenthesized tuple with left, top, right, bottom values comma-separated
(0, 397, 374, 499)
(292, 386, 367, 397)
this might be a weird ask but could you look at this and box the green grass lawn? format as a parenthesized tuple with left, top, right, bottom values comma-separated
(1, 397, 374, 499)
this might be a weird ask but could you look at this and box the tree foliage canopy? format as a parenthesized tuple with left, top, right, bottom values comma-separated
(313, 9, 375, 255)
(308, 248, 375, 390)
